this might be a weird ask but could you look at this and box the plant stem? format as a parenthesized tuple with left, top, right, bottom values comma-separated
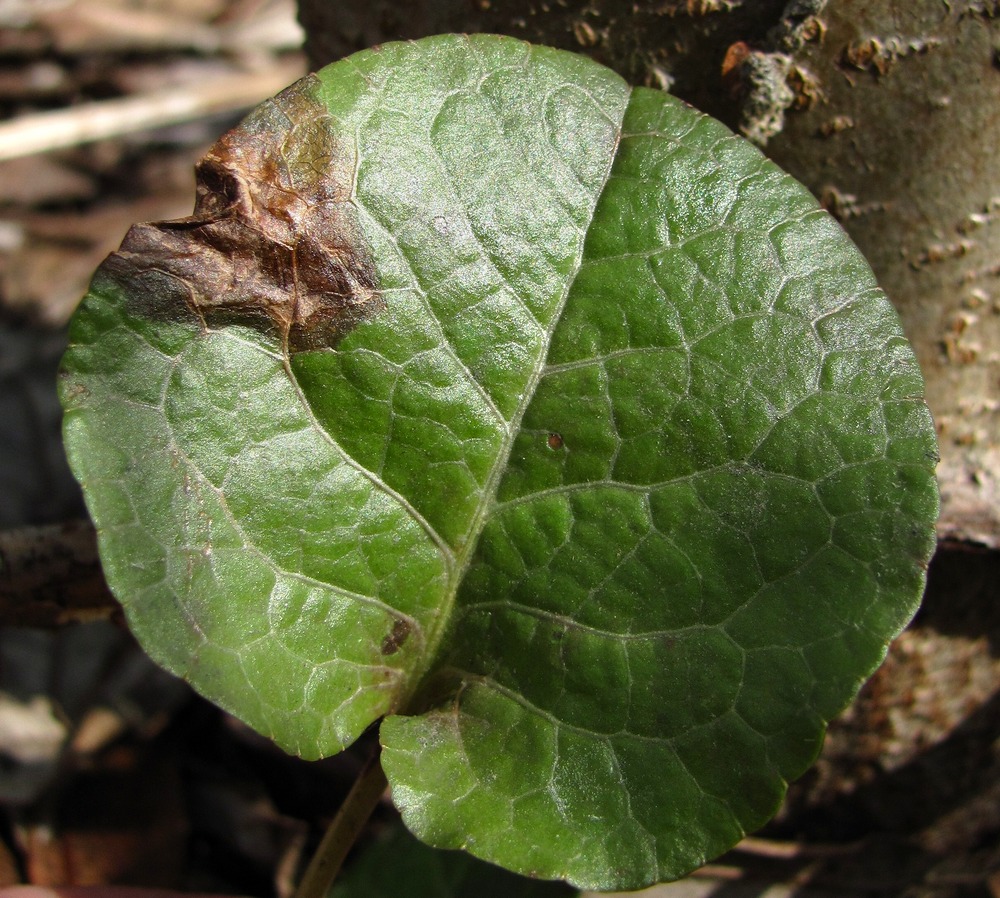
(293, 749, 388, 898)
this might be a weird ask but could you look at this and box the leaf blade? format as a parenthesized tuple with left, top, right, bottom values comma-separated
(60, 34, 938, 890)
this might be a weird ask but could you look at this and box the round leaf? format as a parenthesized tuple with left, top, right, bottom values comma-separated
(60, 34, 939, 891)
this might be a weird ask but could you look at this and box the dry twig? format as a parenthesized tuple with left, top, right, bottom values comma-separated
(0, 59, 304, 161)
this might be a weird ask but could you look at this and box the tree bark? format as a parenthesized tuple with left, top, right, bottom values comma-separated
(296, 0, 1000, 546)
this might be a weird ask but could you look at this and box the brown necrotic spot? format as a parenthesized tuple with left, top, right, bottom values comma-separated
(99, 75, 383, 352)
(380, 618, 412, 656)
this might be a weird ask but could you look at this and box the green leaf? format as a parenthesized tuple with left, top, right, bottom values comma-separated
(60, 33, 939, 891)
(331, 823, 577, 898)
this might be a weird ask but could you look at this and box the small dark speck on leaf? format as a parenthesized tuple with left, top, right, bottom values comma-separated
(381, 618, 411, 655)
(547, 433, 564, 450)
(60, 380, 90, 402)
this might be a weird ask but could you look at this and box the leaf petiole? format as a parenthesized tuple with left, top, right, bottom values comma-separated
(294, 748, 389, 898)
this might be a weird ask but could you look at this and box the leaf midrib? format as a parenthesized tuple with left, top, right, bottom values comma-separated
(412, 84, 634, 697)
(287, 83, 635, 706)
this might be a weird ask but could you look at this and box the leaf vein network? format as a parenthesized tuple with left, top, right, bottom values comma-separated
(158, 357, 431, 639)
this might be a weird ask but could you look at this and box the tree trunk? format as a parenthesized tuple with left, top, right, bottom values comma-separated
(297, 0, 1000, 547)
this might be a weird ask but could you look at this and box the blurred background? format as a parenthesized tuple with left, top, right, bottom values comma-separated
(0, 3, 348, 893)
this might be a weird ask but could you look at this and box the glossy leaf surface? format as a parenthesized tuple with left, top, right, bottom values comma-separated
(61, 34, 938, 890)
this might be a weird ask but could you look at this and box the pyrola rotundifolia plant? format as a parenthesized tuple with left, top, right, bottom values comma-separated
(60, 34, 938, 893)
